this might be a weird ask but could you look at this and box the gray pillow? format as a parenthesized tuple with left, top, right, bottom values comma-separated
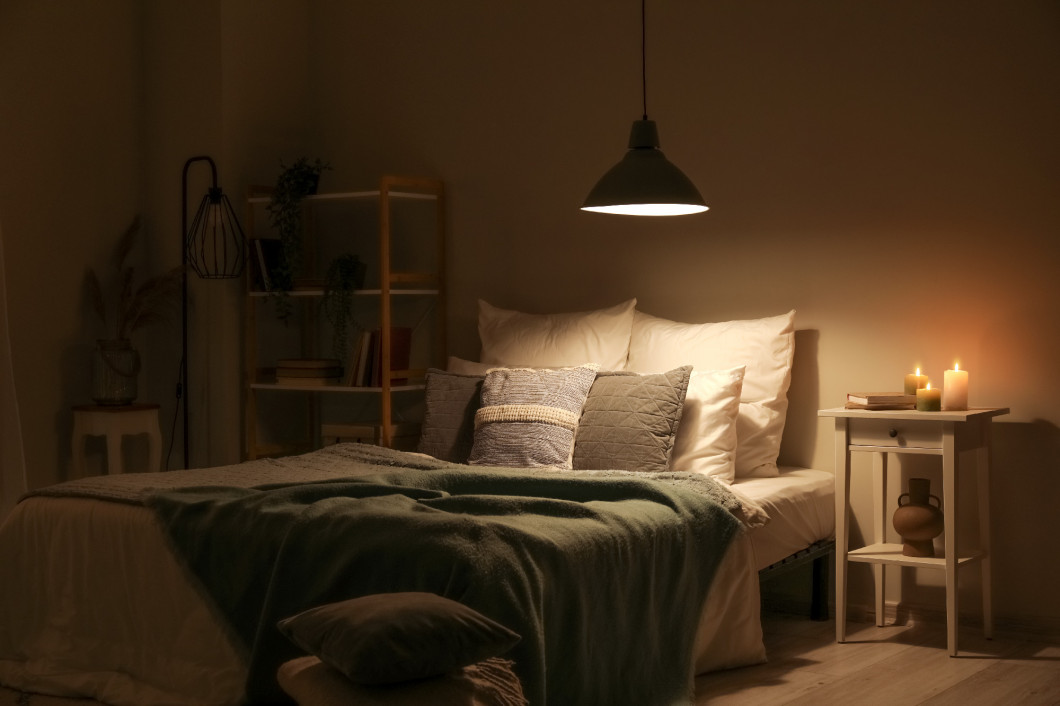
(417, 369, 482, 463)
(572, 366, 692, 472)
(468, 364, 598, 469)
(276, 592, 521, 686)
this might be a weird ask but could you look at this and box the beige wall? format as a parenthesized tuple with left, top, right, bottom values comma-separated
(2, 1, 1057, 629)
(0, 0, 145, 483)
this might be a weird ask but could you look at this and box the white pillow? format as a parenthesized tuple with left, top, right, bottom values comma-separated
(447, 356, 493, 375)
(478, 299, 636, 371)
(670, 367, 745, 483)
(626, 310, 795, 478)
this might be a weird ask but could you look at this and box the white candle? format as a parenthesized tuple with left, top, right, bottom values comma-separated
(942, 363, 969, 411)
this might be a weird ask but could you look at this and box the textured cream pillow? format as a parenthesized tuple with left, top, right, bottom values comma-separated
(670, 367, 745, 483)
(626, 310, 795, 478)
(478, 299, 636, 371)
(468, 364, 598, 469)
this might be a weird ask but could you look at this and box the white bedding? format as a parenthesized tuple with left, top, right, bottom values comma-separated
(734, 466, 836, 570)
(0, 462, 832, 705)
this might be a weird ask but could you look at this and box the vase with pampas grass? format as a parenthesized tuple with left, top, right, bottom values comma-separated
(84, 216, 182, 405)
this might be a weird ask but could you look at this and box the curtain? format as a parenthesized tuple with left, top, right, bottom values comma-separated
(0, 218, 27, 521)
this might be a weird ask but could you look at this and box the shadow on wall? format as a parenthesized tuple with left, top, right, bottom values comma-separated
(984, 419, 1060, 622)
(780, 328, 820, 469)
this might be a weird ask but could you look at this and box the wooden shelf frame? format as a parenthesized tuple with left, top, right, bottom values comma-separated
(242, 176, 446, 459)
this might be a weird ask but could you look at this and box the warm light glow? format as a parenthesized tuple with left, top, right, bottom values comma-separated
(915, 367, 921, 376)
(581, 203, 710, 216)
(925, 382, 932, 390)
(954, 362, 960, 372)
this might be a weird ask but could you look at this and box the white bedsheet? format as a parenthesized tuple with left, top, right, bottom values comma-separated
(733, 466, 835, 570)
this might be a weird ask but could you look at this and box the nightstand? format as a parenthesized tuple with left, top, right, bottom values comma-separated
(71, 404, 162, 476)
(818, 406, 1008, 656)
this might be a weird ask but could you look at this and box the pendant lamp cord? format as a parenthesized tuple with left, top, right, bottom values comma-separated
(641, 0, 648, 120)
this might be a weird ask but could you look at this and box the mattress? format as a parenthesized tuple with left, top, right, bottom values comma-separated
(732, 466, 836, 570)
(0, 453, 773, 706)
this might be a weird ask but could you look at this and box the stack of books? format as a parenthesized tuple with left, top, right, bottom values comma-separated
(275, 358, 343, 386)
(845, 392, 917, 410)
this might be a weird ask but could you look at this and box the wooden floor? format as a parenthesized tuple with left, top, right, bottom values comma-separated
(695, 611, 1060, 705)
(4, 611, 1058, 705)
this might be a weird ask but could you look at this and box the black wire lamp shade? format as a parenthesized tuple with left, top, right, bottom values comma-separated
(183, 159, 246, 278)
(179, 155, 246, 468)
(581, 0, 708, 217)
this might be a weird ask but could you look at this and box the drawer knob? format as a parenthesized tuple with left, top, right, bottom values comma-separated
(889, 428, 899, 438)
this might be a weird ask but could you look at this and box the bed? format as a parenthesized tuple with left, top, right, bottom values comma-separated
(0, 302, 835, 705)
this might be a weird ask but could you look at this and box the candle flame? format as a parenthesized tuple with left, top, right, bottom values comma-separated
(915, 367, 921, 376)
(925, 382, 931, 390)
(954, 362, 960, 372)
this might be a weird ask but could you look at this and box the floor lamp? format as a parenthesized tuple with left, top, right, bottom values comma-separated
(180, 156, 246, 469)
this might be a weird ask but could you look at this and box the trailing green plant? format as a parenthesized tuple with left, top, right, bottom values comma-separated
(265, 157, 330, 319)
(322, 253, 367, 359)
(84, 216, 183, 341)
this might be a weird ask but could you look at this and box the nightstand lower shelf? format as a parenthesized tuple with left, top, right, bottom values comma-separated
(848, 543, 984, 569)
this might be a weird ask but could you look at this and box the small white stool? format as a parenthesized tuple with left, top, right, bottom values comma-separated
(72, 403, 162, 476)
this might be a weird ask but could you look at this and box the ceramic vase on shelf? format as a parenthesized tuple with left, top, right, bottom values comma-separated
(92, 338, 141, 405)
(892, 477, 944, 557)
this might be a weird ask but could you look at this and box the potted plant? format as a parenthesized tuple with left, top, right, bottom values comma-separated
(266, 157, 330, 318)
(84, 216, 182, 405)
(322, 253, 367, 361)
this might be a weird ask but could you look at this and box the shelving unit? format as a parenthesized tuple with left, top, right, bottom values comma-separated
(243, 176, 445, 459)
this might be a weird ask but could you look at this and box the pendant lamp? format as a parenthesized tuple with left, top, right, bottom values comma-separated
(179, 155, 246, 469)
(582, 0, 708, 216)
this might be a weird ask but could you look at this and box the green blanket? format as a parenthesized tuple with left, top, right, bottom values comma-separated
(146, 463, 740, 706)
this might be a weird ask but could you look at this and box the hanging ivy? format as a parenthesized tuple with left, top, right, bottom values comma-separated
(265, 157, 330, 319)
(322, 253, 367, 359)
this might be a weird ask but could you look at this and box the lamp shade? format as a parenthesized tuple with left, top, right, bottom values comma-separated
(185, 186, 245, 279)
(582, 120, 708, 216)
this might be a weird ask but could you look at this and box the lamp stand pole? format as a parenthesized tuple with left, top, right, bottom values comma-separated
(179, 155, 218, 469)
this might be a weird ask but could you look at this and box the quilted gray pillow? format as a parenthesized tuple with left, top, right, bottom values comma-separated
(572, 366, 692, 472)
(417, 369, 482, 463)
(468, 364, 598, 469)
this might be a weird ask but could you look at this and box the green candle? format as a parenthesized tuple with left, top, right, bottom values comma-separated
(916, 383, 941, 411)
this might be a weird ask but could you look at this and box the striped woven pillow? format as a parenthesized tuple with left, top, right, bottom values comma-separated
(468, 364, 598, 469)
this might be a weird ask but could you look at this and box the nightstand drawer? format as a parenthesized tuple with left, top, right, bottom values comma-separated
(849, 418, 943, 450)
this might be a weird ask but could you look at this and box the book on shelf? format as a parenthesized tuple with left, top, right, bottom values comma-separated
(351, 331, 373, 387)
(251, 239, 283, 291)
(384, 326, 412, 386)
(845, 391, 916, 409)
(274, 358, 344, 386)
(342, 331, 367, 386)
(275, 366, 343, 378)
(274, 375, 342, 387)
